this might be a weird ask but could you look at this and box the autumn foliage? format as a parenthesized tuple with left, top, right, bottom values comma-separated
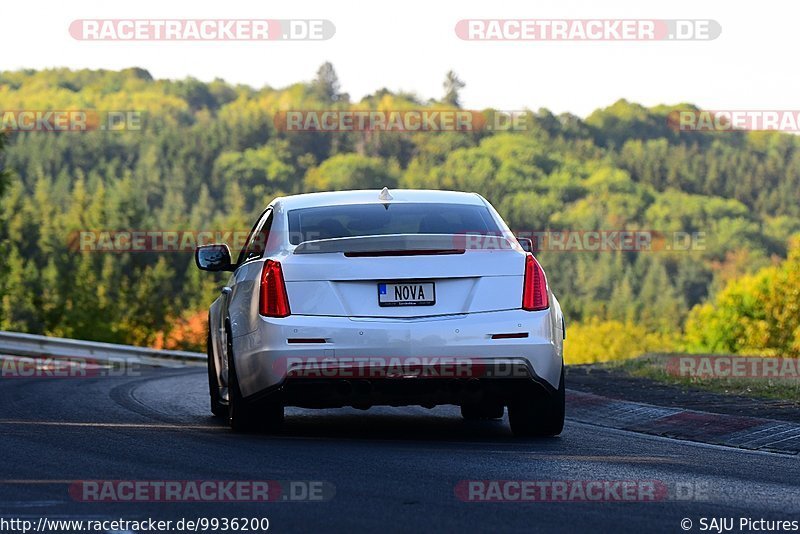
(152, 310, 207, 352)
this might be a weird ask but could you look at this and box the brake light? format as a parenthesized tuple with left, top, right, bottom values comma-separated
(522, 254, 549, 311)
(259, 260, 291, 317)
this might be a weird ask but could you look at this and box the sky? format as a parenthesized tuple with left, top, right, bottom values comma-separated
(2, 0, 796, 117)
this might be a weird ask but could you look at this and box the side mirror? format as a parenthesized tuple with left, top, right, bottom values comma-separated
(517, 237, 533, 253)
(195, 244, 234, 272)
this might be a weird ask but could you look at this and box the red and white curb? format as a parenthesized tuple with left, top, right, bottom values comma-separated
(567, 390, 800, 454)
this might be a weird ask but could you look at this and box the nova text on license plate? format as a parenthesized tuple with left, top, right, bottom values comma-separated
(377, 282, 435, 306)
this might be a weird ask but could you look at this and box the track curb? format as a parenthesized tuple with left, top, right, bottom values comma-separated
(567, 389, 800, 455)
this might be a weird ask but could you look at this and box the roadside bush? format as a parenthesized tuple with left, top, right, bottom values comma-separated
(564, 318, 678, 365)
(684, 236, 800, 357)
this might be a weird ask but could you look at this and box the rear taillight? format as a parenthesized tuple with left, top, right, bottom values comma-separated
(259, 260, 291, 317)
(522, 254, 549, 311)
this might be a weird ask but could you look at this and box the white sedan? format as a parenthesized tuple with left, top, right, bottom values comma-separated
(197, 188, 565, 436)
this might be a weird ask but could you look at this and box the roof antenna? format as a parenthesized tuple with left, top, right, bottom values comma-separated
(378, 187, 393, 202)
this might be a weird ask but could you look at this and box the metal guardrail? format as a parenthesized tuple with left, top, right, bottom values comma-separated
(0, 331, 204, 366)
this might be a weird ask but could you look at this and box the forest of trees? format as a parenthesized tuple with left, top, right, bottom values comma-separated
(0, 65, 798, 362)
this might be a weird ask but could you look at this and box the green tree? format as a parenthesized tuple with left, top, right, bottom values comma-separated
(0, 132, 9, 199)
(0, 249, 41, 331)
(212, 142, 296, 202)
(0, 131, 12, 318)
(442, 70, 465, 108)
(310, 62, 346, 104)
(304, 153, 399, 191)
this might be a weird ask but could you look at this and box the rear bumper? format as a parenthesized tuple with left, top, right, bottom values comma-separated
(231, 308, 564, 404)
(279, 375, 555, 409)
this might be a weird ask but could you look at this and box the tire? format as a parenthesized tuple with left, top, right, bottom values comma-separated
(207, 330, 227, 418)
(508, 365, 565, 437)
(226, 321, 284, 433)
(461, 402, 505, 420)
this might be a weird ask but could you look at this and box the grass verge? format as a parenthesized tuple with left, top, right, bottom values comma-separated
(601, 353, 800, 402)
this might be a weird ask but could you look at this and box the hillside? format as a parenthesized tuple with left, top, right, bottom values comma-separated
(1, 66, 799, 359)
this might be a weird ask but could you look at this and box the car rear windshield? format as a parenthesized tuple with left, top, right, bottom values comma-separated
(287, 203, 502, 245)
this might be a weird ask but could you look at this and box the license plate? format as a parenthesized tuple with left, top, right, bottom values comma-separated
(378, 282, 435, 307)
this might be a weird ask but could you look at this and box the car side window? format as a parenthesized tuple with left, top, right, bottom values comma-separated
(237, 209, 273, 265)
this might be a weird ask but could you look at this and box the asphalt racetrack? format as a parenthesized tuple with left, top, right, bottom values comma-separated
(1, 366, 798, 533)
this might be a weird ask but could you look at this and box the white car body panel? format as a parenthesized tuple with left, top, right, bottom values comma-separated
(207, 189, 565, 403)
(231, 307, 564, 398)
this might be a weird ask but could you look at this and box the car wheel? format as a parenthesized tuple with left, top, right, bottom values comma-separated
(508, 365, 565, 437)
(226, 322, 284, 433)
(207, 329, 227, 418)
(460, 402, 504, 420)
